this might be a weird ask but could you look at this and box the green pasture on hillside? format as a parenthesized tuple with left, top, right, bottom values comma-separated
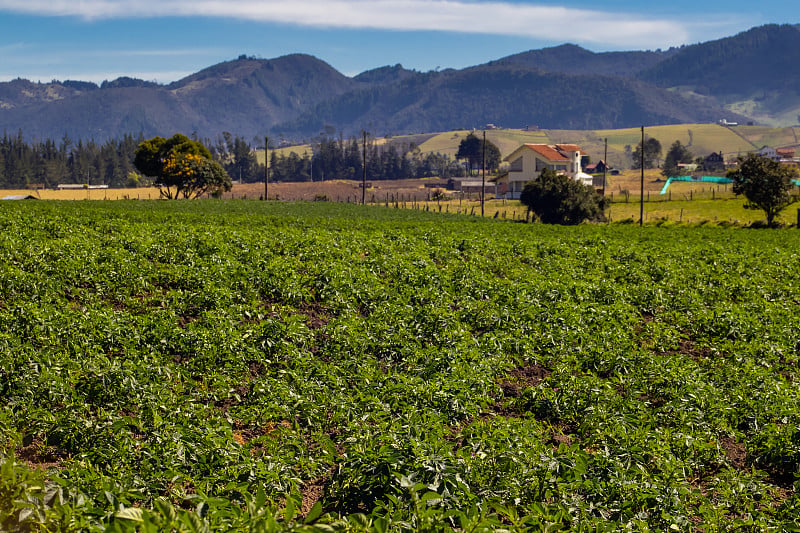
(260, 125, 799, 175)
(2, 201, 800, 532)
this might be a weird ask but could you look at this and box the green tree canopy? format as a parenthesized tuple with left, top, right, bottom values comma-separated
(728, 153, 798, 226)
(631, 137, 662, 169)
(456, 133, 501, 175)
(520, 167, 608, 225)
(134, 134, 232, 199)
(662, 140, 694, 178)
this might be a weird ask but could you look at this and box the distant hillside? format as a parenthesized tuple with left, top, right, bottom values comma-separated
(353, 64, 419, 85)
(0, 25, 797, 142)
(639, 24, 800, 126)
(641, 25, 800, 95)
(276, 64, 741, 138)
(495, 44, 675, 77)
(0, 54, 360, 142)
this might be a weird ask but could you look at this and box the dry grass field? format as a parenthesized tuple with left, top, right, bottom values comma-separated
(4, 176, 799, 226)
(261, 124, 799, 176)
(1, 188, 163, 200)
(225, 177, 448, 202)
(1, 179, 449, 203)
(4, 124, 798, 226)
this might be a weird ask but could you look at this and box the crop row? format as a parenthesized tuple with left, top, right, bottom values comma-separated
(1, 200, 799, 531)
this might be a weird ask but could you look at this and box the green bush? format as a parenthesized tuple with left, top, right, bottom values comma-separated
(520, 168, 607, 224)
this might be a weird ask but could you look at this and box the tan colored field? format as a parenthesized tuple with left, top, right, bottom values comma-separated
(252, 124, 800, 179)
(228, 177, 448, 202)
(6, 178, 799, 226)
(1, 188, 163, 200)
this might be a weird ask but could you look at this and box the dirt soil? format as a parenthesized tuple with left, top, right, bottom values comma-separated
(230, 178, 448, 201)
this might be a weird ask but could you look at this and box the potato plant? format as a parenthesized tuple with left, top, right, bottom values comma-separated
(1, 200, 799, 532)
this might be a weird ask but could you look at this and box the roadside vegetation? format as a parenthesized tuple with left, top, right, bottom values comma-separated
(1, 201, 800, 531)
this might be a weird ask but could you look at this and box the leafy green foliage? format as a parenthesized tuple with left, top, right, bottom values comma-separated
(631, 137, 662, 169)
(0, 131, 142, 188)
(728, 153, 798, 225)
(455, 133, 501, 174)
(134, 134, 232, 199)
(662, 140, 694, 178)
(520, 168, 608, 224)
(1, 201, 800, 531)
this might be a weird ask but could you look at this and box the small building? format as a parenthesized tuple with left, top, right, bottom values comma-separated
(703, 152, 725, 172)
(1, 194, 38, 200)
(757, 146, 779, 161)
(57, 184, 109, 190)
(584, 160, 609, 174)
(449, 177, 497, 196)
(495, 143, 593, 199)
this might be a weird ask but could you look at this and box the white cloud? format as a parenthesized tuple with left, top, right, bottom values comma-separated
(0, 0, 699, 49)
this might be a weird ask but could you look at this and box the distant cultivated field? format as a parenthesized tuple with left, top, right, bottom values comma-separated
(1, 188, 163, 200)
(266, 124, 799, 172)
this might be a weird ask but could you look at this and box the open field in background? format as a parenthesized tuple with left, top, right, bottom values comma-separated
(256, 124, 800, 173)
(6, 170, 800, 226)
(1, 188, 164, 200)
(400, 198, 800, 226)
(5, 124, 800, 225)
(2, 200, 800, 531)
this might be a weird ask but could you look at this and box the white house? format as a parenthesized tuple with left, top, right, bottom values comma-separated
(495, 144, 594, 199)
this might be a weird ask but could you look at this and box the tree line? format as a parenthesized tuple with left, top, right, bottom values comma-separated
(266, 136, 468, 183)
(0, 131, 143, 189)
(0, 131, 470, 188)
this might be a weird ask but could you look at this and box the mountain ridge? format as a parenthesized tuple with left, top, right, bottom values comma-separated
(0, 24, 796, 142)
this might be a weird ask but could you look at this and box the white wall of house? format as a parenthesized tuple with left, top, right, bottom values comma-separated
(500, 145, 586, 198)
(758, 147, 779, 160)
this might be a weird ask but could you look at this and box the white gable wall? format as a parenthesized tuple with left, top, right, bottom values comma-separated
(498, 145, 590, 199)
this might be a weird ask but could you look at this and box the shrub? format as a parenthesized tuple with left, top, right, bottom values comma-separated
(520, 168, 607, 225)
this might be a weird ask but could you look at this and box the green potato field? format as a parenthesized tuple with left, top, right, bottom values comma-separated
(1, 200, 799, 532)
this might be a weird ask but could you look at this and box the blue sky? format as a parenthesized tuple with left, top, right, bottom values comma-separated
(0, 0, 796, 84)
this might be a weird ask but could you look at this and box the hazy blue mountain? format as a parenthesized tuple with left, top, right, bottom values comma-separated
(495, 43, 676, 77)
(0, 25, 794, 141)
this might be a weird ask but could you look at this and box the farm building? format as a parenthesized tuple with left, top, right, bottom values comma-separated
(57, 184, 110, 190)
(757, 146, 779, 160)
(495, 144, 594, 199)
(448, 177, 497, 196)
(584, 160, 609, 174)
(703, 152, 726, 172)
(1, 194, 38, 200)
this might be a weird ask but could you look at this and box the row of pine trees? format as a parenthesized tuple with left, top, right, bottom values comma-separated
(0, 131, 466, 188)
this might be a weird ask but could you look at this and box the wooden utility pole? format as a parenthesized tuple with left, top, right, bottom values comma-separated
(362, 130, 367, 205)
(640, 127, 644, 226)
(264, 136, 269, 201)
(602, 137, 607, 197)
(481, 130, 486, 217)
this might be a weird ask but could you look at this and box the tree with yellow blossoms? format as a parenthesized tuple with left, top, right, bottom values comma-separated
(134, 134, 232, 199)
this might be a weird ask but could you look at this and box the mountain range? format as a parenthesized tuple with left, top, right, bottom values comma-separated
(0, 24, 798, 143)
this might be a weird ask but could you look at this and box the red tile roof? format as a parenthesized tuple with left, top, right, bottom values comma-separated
(555, 144, 583, 153)
(524, 144, 569, 161)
